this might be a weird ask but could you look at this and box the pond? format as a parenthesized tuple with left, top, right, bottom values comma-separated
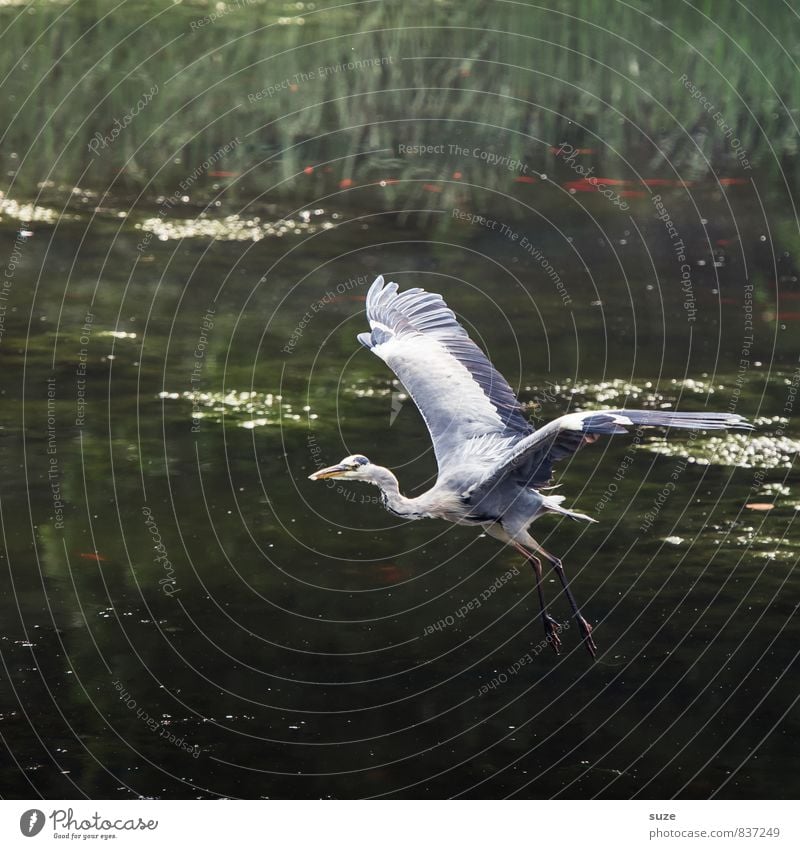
(0, 0, 798, 801)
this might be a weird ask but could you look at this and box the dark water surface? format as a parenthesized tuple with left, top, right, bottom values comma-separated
(1, 181, 798, 799)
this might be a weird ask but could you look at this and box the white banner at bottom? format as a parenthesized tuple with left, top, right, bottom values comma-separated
(1, 799, 795, 849)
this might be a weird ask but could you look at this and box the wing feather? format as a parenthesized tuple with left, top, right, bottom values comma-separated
(468, 408, 753, 497)
(358, 275, 532, 472)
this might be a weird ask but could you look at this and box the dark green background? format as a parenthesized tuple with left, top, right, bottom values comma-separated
(0, 0, 798, 799)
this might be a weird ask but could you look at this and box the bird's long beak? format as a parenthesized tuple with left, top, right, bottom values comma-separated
(308, 464, 348, 481)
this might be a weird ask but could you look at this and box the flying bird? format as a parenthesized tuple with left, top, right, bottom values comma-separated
(309, 276, 751, 658)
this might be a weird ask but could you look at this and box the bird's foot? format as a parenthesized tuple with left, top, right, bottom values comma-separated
(576, 615, 597, 659)
(542, 613, 562, 654)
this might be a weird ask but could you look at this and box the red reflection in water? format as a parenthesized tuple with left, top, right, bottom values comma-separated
(377, 564, 408, 582)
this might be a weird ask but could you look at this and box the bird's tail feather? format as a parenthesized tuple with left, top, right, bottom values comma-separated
(541, 493, 598, 523)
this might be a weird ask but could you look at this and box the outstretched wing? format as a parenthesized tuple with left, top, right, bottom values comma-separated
(466, 408, 752, 498)
(357, 275, 533, 473)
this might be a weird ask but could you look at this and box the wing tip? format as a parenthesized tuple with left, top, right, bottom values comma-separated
(601, 410, 755, 432)
(728, 415, 755, 431)
(365, 274, 386, 310)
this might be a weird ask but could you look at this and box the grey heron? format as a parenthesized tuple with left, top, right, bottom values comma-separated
(309, 275, 751, 658)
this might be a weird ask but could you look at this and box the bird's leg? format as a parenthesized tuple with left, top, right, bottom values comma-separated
(512, 542, 561, 654)
(528, 540, 597, 659)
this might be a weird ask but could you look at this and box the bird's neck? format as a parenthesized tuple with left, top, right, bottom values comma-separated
(369, 466, 426, 519)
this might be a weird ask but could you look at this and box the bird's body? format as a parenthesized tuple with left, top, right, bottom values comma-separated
(310, 276, 752, 658)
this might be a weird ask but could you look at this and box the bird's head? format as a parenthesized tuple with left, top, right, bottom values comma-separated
(308, 454, 372, 481)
